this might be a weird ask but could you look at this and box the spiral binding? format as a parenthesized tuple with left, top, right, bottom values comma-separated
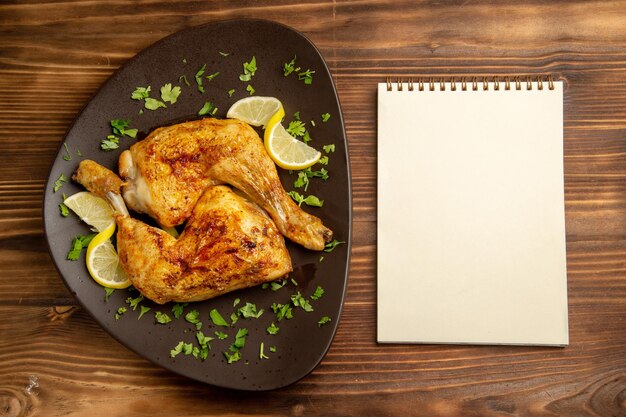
(385, 75, 555, 92)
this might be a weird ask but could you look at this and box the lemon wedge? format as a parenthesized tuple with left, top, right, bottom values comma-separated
(64, 191, 115, 232)
(86, 223, 131, 289)
(264, 115, 321, 170)
(226, 96, 283, 127)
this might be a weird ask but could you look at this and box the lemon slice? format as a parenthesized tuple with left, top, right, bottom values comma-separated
(226, 96, 283, 127)
(264, 118, 321, 170)
(64, 191, 115, 232)
(86, 223, 131, 289)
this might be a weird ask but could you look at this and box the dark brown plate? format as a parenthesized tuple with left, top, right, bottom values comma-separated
(43, 19, 351, 391)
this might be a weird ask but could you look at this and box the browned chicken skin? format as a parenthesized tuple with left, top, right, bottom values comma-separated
(118, 118, 332, 250)
(74, 161, 292, 304)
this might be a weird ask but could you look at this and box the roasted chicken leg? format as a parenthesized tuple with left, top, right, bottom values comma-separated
(118, 118, 332, 250)
(74, 160, 292, 304)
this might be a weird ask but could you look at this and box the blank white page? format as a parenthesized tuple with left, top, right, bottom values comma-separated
(377, 80, 568, 346)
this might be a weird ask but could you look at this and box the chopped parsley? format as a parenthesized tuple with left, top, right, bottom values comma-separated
(321, 113, 331, 122)
(179, 75, 190, 87)
(100, 135, 119, 151)
(196, 332, 212, 360)
(324, 239, 345, 253)
(104, 287, 115, 302)
(239, 56, 257, 82)
(323, 144, 335, 153)
(291, 291, 314, 312)
(205, 71, 220, 81)
(271, 302, 293, 321)
(145, 97, 167, 110)
(62, 143, 72, 161)
(138, 305, 151, 320)
(298, 69, 315, 85)
(53, 174, 68, 192)
(318, 316, 332, 326)
(195, 64, 206, 93)
(259, 342, 269, 360)
(288, 191, 324, 207)
(263, 279, 287, 291)
(237, 302, 264, 319)
(170, 341, 186, 358)
(209, 308, 230, 327)
(230, 312, 239, 326)
(126, 294, 144, 311)
(160, 83, 181, 104)
(155, 311, 172, 324)
(185, 309, 202, 330)
(270, 346, 277, 353)
(131, 86, 151, 100)
(266, 322, 279, 335)
(227, 89, 235, 97)
(67, 233, 96, 260)
(318, 155, 329, 165)
(294, 167, 330, 191)
(59, 201, 69, 217)
(233, 298, 241, 308)
(310, 285, 325, 300)
(171, 302, 187, 319)
(286, 120, 306, 137)
(246, 84, 255, 95)
(115, 306, 127, 320)
(283, 55, 300, 76)
(111, 119, 138, 138)
(223, 328, 248, 364)
(215, 331, 228, 340)
(198, 101, 218, 116)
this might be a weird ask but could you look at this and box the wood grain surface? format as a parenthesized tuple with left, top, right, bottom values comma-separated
(2, 0, 626, 416)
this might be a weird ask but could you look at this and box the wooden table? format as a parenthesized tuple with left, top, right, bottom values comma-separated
(2, 1, 626, 416)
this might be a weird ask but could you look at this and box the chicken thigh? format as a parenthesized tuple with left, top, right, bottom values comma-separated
(74, 161, 292, 304)
(118, 118, 332, 251)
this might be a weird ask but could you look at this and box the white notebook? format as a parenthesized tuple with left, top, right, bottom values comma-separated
(377, 77, 568, 346)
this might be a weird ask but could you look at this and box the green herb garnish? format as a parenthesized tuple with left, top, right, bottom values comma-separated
(115, 306, 127, 320)
(291, 291, 314, 312)
(227, 89, 235, 97)
(100, 135, 119, 151)
(298, 69, 315, 85)
(283, 55, 300, 76)
(198, 101, 217, 116)
(246, 84, 255, 95)
(59, 201, 69, 217)
(185, 309, 202, 330)
(62, 143, 72, 161)
(126, 294, 144, 311)
(239, 56, 257, 82)
(104, 287, 115, 302)
(321, 113, 331, 122)
(209, 308, 230, 327)
(324, 239, 345, 253)
(237, 302, 264, 319)
(215, 331, 228, 340)
(288, 191, 323, 207)
(171, 302, 188, 319)
(310, 285, 324, 300)
(266, 322, 279, 335)
(53, 174, 68, 193)
(144, 97, 167, 110)
(318, 155, 329, 165)
(155, 311, 172, 324)
(205, 71, 220, 81)
(323, 144, 335, 153)
(195, 64, 206, 93)
(286, 120, 306, 137)
(67, 233, 96, 260)
(259, 342, 269, 360)
(131, 86, 151, 100)
(271, 302, 293, 321)
(138, 305, 151, 320)
(160, 83, 181, 104)
(318, 316, 332, 326)
(179, 75, 190, 87)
